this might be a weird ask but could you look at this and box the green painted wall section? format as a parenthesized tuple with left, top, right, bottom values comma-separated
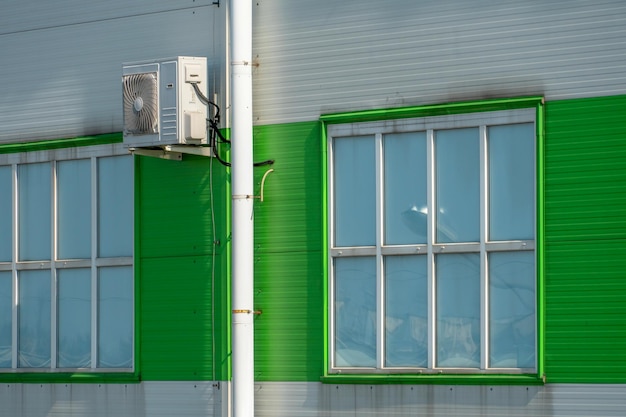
(135, 96, 626, 384)
(252, 122, 325, 381)
(137, 154, 230, 381)
(544, 95, 626, 383)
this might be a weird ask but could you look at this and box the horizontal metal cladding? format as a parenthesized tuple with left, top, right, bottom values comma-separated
(0, 381, 224, 417)
(254, 252, 324, 382)
(252, 122, 325, 381)
(254, 382, 626, 417)
(137, 154, 230, 381)
(138, 155, 222, 259)
(3, 382, 626, 416)
(544, 95, 626, 383)
(253, 122, 323, 253)
(252, 0, 626, 124)
(0, 0, 226, 143)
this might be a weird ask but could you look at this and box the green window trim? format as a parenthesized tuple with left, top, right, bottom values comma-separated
(321, 373, 544, 386)
(321, 97, 545, 384)
(0, 133, 122, 154)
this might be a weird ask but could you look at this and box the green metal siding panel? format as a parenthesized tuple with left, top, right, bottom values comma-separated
(544, 95, 626, 383)
(137, 154, 230, 381)
(252, 122, 325, 381)
(140, 256, 214, 380)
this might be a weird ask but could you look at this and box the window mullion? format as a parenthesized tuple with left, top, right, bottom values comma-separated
(50, 161, 58, 369)
(11, 164, 17, 369)
(375, 133, 384, 369)
(426, 129, 435, 370)
(91, 156, 98, 369)
(479, 125, 488, 370)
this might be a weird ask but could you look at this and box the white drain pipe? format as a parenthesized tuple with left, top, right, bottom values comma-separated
(229, 1, 254, 417)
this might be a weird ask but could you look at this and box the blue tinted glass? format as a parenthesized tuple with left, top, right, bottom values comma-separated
(18, 163, 51, 261)
(58, 159, 91, 259)
(489, 123, 535, 241)
(334, 257, 376, 367)
(98, 266, 132, 368)
(436, 253, 480, 368)
(489, 251, 535, 368)
(98, 156, 133, 257)
(384, 132, 428, 244)
(435, 128, 479, 243)
(18, 270, 51, 368)
(385, 255, 427, 367)
(0, 272, 11, 368)
(334, 136, 376, 247)
(0, 167, 11, 262)
(58, 268, 91, 368)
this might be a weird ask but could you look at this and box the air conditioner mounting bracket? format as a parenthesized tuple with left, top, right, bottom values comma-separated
(128, 145, 214, 161)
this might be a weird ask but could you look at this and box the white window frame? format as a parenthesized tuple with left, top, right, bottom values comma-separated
(327, 109, 536, 374)
(0, 143, 134, 372)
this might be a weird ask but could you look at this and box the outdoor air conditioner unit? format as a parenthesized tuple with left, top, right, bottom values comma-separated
(122, 56, 208, 148)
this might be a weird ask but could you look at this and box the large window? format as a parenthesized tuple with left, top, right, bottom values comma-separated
(0, 144, 133, 371)
(328, 109, 536, 373)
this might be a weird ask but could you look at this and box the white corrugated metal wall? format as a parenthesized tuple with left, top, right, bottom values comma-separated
(0, 0, 226, 144)
(2, 0, 625, 140)
(253, 0, 626, 124)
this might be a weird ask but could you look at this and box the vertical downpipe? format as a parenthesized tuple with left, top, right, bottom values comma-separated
(230, 1, 254, 417)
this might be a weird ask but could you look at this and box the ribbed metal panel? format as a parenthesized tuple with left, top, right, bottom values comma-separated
(137, 155, 230, 381)
(253, 382, 626, 417)
(0, 0, 226, 144)
(2, 381, 626, 416)
(544, 95, 626, 383)
(252, 122, 325, 381)
(252, 0, 626, 124)
(0, 381, 222, 417)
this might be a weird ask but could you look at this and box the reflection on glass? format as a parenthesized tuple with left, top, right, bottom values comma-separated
(98, 156, 133, 257)
(0, 272, 11, 368)
(436, 254, 480, 368)
(489, 251, 535, 368)
(334, 257, 376, 367)
(334, 136, 376, 247)
(18, 270, 51, 368)
(435, 128, 479, 243)
(384, 132, 428, 244)
(18, 163, 51, 261)
(58, 269, 91, 368)
(385, 255, 427, 367)
(0, 167, 10, 262)
(98, 266, 133, 368)
(489, 123, 535, 241)
(58, 160, 91, 259)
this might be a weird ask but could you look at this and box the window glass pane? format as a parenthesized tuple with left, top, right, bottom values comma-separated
(0, 167, 11, 262)
(333, 136, 376, 247)
(334, 257, 376, 367)
(58, 159, 91, 259)
(489, 123, 535, 241)
(18, 163, 51, 261)
(435, 128, 479, 243)
(98, 156, 133, 257)
(58, 268, 91, 368)
(384, 132, 427, 244)
(436, 253, 480, 368)
(385, 255, 427, 367)
(98, 266, 132, 368)
(0, 272, 11, 368)
(489, 251, 535, 368)
(18, 270, 51, 368)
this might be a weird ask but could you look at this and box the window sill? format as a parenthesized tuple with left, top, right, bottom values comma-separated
(321, 373, 544, 386)
(0, 371, 140, 384)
